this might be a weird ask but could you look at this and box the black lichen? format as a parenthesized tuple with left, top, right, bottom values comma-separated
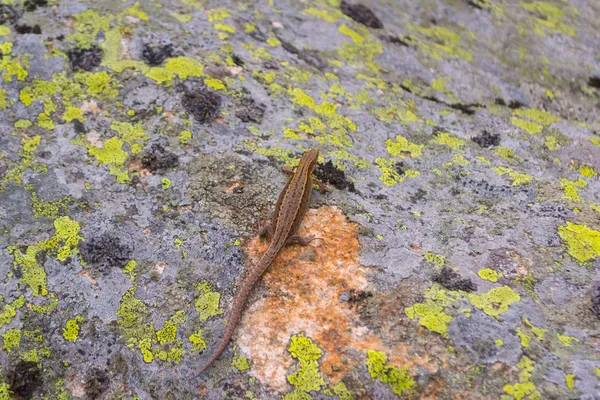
(588, 76, 600, 89)
(68, 46, 103, 71)
(340, 0, 383, 29)
(472, 130, 500, 148)
(14, 23, 41, 34)
(433, 267, 477, 292)
(84, 368, 110, 400)
(142, 43, 174, 66)
(7, 361, 41, 400)
(141, 143, 179, 172)
(591, 281, 600, 318)
(23, 0, 48, 12)
(235, 92, 266, 123)
(181, 87, 222, 123)
(315, 160, 356, 192)
(80, 233, 132, 272)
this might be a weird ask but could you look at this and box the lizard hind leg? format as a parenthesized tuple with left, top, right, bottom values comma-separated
(286, 234, 319, 246)
(258, 220, 274, 239)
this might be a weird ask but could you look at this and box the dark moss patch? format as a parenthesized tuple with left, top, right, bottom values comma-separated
(315, 160, 356, 192)
(0, 5, 21, 24)
(14, 23, 41, 34)
(84, 368, 110, 400)
(80, 233, 132, 272)
(142, 43, 174, 66)
(379, 34, 415, 47)
(141, 143, 179, 172)
(472, 131, 500, 148)
(588, 76, 600, 89)
(340, 0, 383, 29)
(235, 90, 266, 123)
(7, 361, 41, 400)
(181, 87, 222, 123)
(72, 119, 87, 134)
(433, 267, 476, 292)
(68, 46, 103, 71)
(394, 160, 405, 176)
(591, 281, 600, 318)
(231, 53, 245, 66)
(496, 98, 524, 109)
(23, 0, 48, 12)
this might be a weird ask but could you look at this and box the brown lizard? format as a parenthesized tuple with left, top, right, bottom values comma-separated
(197, 148, 320, 376)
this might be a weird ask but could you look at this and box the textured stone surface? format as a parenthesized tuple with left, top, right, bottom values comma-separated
(0, 0, 599, 399)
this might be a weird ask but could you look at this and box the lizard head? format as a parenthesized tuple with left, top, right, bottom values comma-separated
(302, 148, 320, 171)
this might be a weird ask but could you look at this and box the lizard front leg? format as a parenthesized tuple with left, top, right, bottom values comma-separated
(286, 234, 318, 246)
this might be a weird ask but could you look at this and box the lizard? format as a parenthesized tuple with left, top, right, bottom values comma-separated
(197, 148, 320, 376)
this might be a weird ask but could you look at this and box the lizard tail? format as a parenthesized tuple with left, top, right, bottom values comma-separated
(196, 269, 261, 377)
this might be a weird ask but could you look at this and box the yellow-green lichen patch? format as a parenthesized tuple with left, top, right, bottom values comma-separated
(286, 333, 326, 393)
(123, 260, 136, 281)
(557, 222, 600, 264)
(332, 382, 353, 400)
(405, 285, 460, 336)
(0, 382, 11, 399)
(478, 268, 503, 282)
(375, 158, 419, 186)
(63, 106, 86, 123)
(556, 333, 579, 346)
(189, 329, 207, 352)
(68, 9, 113, 49)
(339, 24, 365, 45)
(579, 165, 597, 178)
(62, 316, 84, 342)
(466, 286, 520, 318)
(513, 108, 562, 126)
(424, 252, 445, 268)
(0, 52, 29, 82)
(0, 295, 25, 328)
(0, 136, 43, 191)
(86, 136, 130, 183)
(2, 328, 21, 352)
(305, 7, 343, 23)
(74, 71, 120, 98)
(366, 350, 415, 397)
(493, 147, 521, 163)
(178, 130, 192, 144)
(493, 166, 533, 186)
(565, 373, 575, 390)
(288, 87, 356, 147)
(161, 178, 171, 190)
(110, 121, 149, 154)
(9, 216, 81, 298)
(100, 27, 149, 73)
(232, 346, 250, 372)
(47, 216, 83, 262)
(195, 280, 222, 321)
(116, 286, 186, 364)
(520, 1, 576, 37)
(372, 104, 419, 124)
(146, 56, 204, 84)
(118, 2, 148, 22)
(14, 119, 32, 129)
(430, 132, 465, 151)
(545, 135, 560, 150)
(561, 178, 587, 201)
(503, 356, 541, 399)
(0, 89, 6, 109)
(511, 117, 543, 134)
(31, 191, 70, 218)
(406, 24, 473, 61)
(386, 135, 423, 158)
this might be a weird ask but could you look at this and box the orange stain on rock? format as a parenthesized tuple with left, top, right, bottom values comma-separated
(235, 206, 436, 392)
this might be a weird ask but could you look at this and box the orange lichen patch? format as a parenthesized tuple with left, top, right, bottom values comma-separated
(236, 206, 437, 392)
(76, 270, 97, 285)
